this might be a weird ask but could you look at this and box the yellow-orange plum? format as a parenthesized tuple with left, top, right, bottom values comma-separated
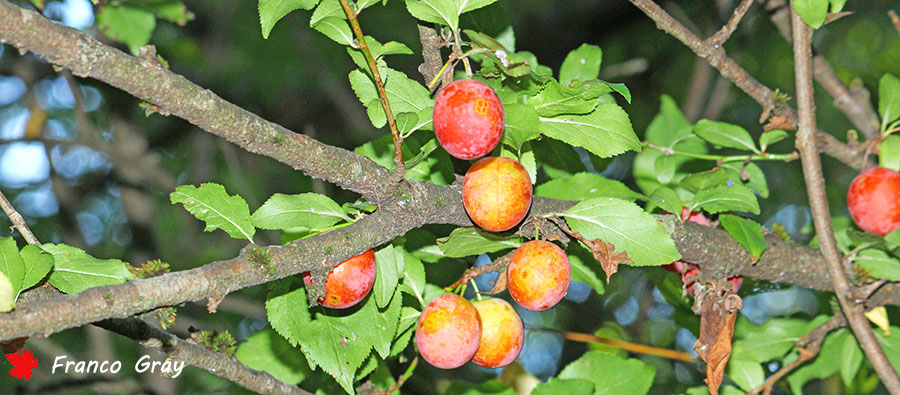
(462, 157, 533, 232)
(471, 298, 523, 368)
(507, 240, 570, 311)
(415, 294, 482, 369)
(303, 249, 376, 309)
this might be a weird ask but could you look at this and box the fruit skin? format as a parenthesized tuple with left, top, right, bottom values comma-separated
(463, 157, 533, 232)
(507, 240, 570, 311)
(433, 79, 504, 160)
(415, 294, 482, 369)
(848, 167, 900, 236)
(303, 249, 376, 309)
(471, 298, 524, 368)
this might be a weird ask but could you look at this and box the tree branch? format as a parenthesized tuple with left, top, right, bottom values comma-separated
(0, 189, 39, 245)
(627, 0, 873, 170)
(706, 0, 754, 47)
(790, 6, 900, 391)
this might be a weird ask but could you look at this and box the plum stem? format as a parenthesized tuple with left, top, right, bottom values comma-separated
(469, 278, 483, 301)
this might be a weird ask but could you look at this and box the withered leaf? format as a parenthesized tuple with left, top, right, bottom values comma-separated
(586, 239, 633, 283)
(764, 115, 794, 131)
(693, 281, 743, 395)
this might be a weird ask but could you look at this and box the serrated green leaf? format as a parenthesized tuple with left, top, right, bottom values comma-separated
(259, 0, 319, 38)
(560, 44, 602, 85)
(530, 79, 612, 117)
(0, 238, 24, 297)
(458, 0, 497, 15)
(760, 129, 789, 151)
(235, 327, 311, 385)
(503, 103, 542, 150)
(310, 0, 343, 26)
(839, 332, 862, 386)
(404, 0, 457, 30)
(694, 119, 759, 153)
(41, 244, 134, 294)
(539, 103, 641, 158)
(0, 271, 12, 312)
(647, 186, 683, 216)
(533, 378, 594, 395)
(373, 246, 404, 308)
(569, 254, 604, 294)
(607, 82, 631, 104)
(18, 244, 52, 299)
(349, 68, 432, 129)
(879, 135, 900, 172)
(535, 172, 646, 202)
(689, 184, 760, 215)
(314, 16, 355, 46)
(97, 5, 155, 54)
(362, 287, 402, 358)
(436, 227, 523, 258)
(879, 75, 900, 129)
(170, 183, 255, 242)
(793, 0, 828, 29)
(855, 249, 900, 281)
(251, 193, 349, 231)
(558, 351, 654, 395)
(728, 358, 764, 392)
(720, 214, 767, 261)
(561, 198, 682, 266)
(390, 326, 415, 356)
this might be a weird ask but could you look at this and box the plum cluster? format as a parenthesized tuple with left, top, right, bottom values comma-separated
(413, 80, 573, 370)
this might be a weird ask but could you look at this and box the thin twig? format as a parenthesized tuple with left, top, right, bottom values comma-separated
(789, 5, 900, 392)
(0, 190, 39, 245)
(890, 10, 900, 36)
(707, 0, 755, 47)
(557, 330, 698, 361)
(447, 254, 511, 291)
(338, 0, 404, 175)
(643, 142, 799, 163)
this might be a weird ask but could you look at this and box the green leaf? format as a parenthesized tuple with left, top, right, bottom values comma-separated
(560, 44, 603, 85)
(879, 135, 900, 172)
(310, 0, 343, 26)
(732, 318, 812, 363)
(689, 184, 760, 215)
(654, 154, 676, 185)
(530, 79, 612, 117)
(252, 193, 349, 231)
(457, 0, 498, 15)
(0, 271, 13, 312)
(728, 358, 764, 392)
(259, 0, 319, 38)
(170, 183, 255, 242)
(569, 254, 604, 295)
(436, 227, 523, 258)
(142, 0, 195, 25)
(880, 74, 900, 130)
(535, 172, 646, 202)
(97, 5, 156, 54)
(855, 249, 900, 281)
(759, 129, 789, 151)
(18, 244, 53, 298)
(788, 329, 849, 394)
(793, 0, 828, 29)
(533, 378, 595, 395)
(404, 0, 458, 30)
(829, 0, 847, 13)
(647, 186, 684, 216)
(502, 103, 542, 150)
(607, 82, 631, 104)
(0, 238, 24, 297)
(680, 169, 729, 193)
(720, 214, 767, 261)
(313, 17, 355, 46)
(721, 162, 770, 199)
(633, 95, 706, 195)
(694, 119, 759, 153)
(363, 287, 403, 358)
(561, 197, 682, 266)
(349, 68, 432, 129)
(839, 332, 863, 386)
(558, 351, 655, 395)
(41, 244, 134, 294)
(235, 327, 311, 385)
(400, 251, 426, 304)
(445, 380, 516, 395)
(373, 246, 404, 308)
(886, 228, 900, 248)
(539, 103, 641, 158)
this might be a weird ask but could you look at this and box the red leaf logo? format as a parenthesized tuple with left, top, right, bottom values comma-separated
(5, 349, 38, 380)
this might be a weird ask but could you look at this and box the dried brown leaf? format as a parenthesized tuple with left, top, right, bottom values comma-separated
(764, 115, 794, 131)
(586, 239, 633, 283)
(693, 281, 743, 395)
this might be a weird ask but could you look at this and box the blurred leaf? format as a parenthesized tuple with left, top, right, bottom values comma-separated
(539, 103, 641, 158)
(689, 184, 760, 215)
(720, 214, 767, 261)
(535, 172, 646, 202)
(502, 103, 541, 150)
(560, 44, 603, 85)
(839, 330, 863, 386)
(680, 169, 729, 193)
(633, 95, 705, 195)
(436, 227, 523, 258)
(879, 134, 900, 172)
(140, 0, 195, 25)
(727, 358, 764, 392)
(97, 5, 155, 54)
(0, 238, 24, 298)
(878, 74, 900, 129)
(252, 193, 349, 231)
(648, 186, 683, 216)
(569, 254, 604, 295)
(532, 378, 594, 395)
(374, 246, 404, 308)
(788, 329, 848, 394)
(732, 317, 818, 363)
(258, 0, 319, 38)
(759, 129, 789, 151)
(445, 380, 516, 395)
(793, 0, 828, 29)
(235, 327, 311, 385)
(42, 244, 134, 294)
(694, 119, 758, 153)
(561, 197, 682, 266)
(558, 350, 655, 395)
(170, 183, 255, 242)
(854, 249, 900, 281)
(313, 17, 355, 46)
(829, 0, 847, 13)
(17, 245, 52, 299)
(530, 79, 613, 117)
(0, 272, 13, 312)
(654, 154, 677, 185)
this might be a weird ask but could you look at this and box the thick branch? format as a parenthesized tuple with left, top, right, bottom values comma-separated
(627, 0, 872, 170)
(790, 7, 900, 391)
